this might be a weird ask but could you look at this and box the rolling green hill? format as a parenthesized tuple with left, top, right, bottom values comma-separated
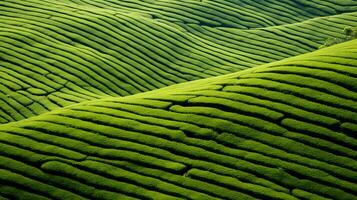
(2, 0, 357, 123)
(1, 0, 357, 200)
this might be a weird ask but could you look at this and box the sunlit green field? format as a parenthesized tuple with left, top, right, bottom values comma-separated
(1, 0, 357, 199)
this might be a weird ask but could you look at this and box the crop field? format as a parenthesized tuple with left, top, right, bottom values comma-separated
(0, 0, 357, 199)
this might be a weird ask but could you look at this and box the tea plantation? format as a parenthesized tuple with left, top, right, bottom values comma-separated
(0, 0, 357, 199)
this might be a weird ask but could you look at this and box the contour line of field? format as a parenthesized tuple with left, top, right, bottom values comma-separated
(1, 39, 355, 128)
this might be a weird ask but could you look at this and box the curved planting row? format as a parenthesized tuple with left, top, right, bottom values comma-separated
(53, 0, 357, 28)
(1, 0, 357, 124)
(0, 39, 356, 200)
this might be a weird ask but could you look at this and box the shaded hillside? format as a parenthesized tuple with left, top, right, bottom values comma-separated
(1, 0, 357, 200)
(1, 0, 357, 123)
(0, 38, 357, 200)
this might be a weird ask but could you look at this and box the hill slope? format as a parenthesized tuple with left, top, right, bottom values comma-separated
(1, 0, 357, 200)
(1, 0, 357, 123)
(1, 38, 357, 200)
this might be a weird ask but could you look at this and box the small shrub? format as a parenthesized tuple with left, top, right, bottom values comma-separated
(320, 26, 357, 48)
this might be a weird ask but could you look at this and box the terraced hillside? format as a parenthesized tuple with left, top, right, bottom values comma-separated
(2, 0, 357, 123)
(1, 0, 357, 200)
(1, 36, 357, 200)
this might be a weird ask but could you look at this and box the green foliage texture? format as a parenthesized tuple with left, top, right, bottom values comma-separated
(0, 0, 357, 199)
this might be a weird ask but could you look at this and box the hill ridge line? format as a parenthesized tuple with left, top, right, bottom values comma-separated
(1, 39, 356, 127)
